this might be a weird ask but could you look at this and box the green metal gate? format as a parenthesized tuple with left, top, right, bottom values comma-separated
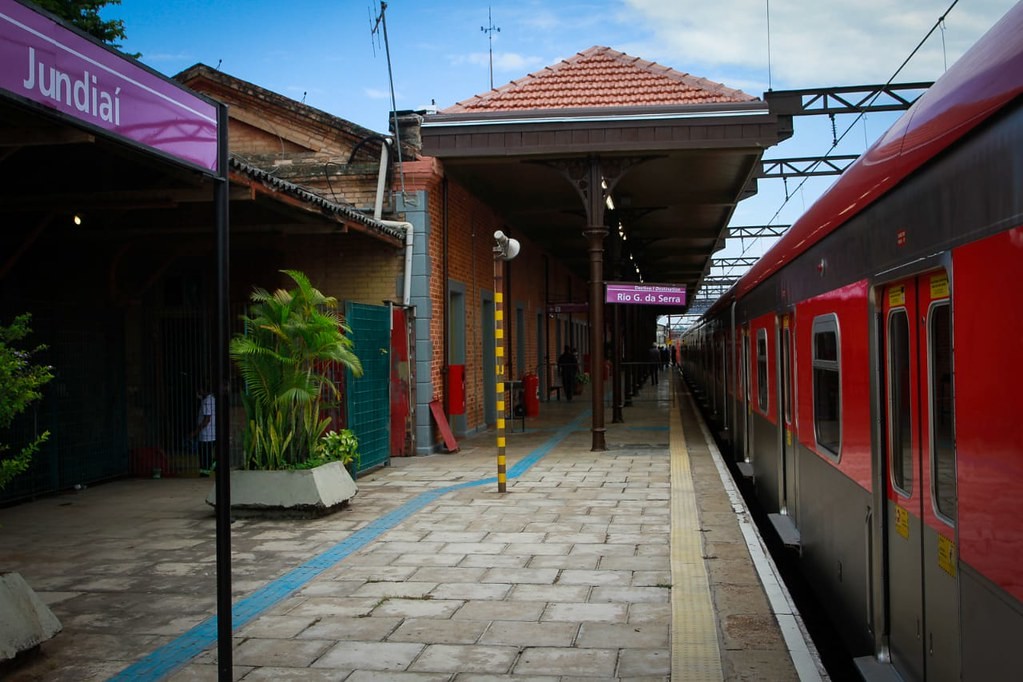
(345, 302, 391, 472)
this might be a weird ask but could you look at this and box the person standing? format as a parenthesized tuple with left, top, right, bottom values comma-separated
(648, 343, 660, 385)
(557, 345, 578, 401)
(190, 386, 215, 476)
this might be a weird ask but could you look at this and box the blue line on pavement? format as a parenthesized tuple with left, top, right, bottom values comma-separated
(108, 411, 589, 681)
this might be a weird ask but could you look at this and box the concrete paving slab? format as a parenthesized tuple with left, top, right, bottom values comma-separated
(0, 377, 815, 681)
(410, 644, 519, 674)
(388, 618, 489, 644)
(512, 646, 618, 677)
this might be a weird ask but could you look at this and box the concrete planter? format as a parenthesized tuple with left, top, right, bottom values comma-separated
(205, 461, 358, 517)
(0, 572, 61, 662)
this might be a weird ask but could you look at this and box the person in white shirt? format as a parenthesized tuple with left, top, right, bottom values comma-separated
(190, 386, 215, 477)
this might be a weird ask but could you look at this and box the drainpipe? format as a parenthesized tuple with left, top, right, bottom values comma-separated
(373, 137, 414, 306)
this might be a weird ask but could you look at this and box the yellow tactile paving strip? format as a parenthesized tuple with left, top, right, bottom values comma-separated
(670, 397, 725, 680)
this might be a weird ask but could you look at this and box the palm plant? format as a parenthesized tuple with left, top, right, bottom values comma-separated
(230, 270, 362, 470)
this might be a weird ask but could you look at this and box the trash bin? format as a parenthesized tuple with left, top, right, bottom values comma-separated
(523, 373, 540, 417)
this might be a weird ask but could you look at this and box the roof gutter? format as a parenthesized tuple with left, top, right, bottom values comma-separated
(422, 101, 771, 129)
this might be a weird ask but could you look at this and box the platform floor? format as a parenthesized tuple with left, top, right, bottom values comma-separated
(0, 372, 824, 681)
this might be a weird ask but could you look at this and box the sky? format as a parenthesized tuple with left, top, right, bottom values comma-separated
(108, 0, 1017, 306)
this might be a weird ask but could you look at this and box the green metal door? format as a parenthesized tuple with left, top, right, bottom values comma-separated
(345, 303, 391, 472)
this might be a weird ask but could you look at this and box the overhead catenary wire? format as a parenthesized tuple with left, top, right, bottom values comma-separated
(723, 0, 962, 280)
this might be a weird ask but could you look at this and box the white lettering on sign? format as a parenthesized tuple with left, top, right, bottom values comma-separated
(22, 47, 121, 125)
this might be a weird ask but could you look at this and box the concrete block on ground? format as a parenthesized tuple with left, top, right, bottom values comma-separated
(0, 572, 62, 661)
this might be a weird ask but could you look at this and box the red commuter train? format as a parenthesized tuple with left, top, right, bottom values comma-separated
(681, 5, 1023, 681)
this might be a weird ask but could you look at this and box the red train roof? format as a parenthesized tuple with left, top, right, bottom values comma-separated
(728, 2, 1023, 303)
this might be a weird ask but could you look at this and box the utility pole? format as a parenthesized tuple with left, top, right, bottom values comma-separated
(481, 6, 500, 90)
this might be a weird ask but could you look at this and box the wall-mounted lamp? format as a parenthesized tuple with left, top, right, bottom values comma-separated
(73, 213, 83, 226)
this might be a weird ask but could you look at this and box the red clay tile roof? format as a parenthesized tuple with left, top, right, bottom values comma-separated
(443, 46, 757, 113)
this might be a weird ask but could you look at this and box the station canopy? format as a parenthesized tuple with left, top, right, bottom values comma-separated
(421, 46, 793, 308)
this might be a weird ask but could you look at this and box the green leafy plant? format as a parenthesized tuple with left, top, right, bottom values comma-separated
(230, 270, 362, 470)
(31, 0, 138, 54)
(300, 428, 360, 471)
(576, 371, 591, 385)
(0, 314, 54, 490)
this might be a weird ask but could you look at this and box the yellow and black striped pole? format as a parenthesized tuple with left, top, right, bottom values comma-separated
(493, 231, 520, 493)
(494, 253, 507, 493)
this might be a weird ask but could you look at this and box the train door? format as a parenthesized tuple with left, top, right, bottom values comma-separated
(778, 314, 796, 514)
(881, 272, 959, 682)
(741, 327, 752, 465)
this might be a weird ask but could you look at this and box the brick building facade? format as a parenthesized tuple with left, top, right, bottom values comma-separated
(178, 65, 589, 457)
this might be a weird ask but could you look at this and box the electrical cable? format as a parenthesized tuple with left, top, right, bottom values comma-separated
(722, 0, 962, 281)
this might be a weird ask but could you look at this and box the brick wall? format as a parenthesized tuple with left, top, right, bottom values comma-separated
(403, 160, 587, 439)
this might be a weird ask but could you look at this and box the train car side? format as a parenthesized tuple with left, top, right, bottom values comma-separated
(683, 6, 1023, 680)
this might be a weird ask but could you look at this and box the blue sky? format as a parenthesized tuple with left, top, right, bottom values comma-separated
(109, 0, 1016, 279)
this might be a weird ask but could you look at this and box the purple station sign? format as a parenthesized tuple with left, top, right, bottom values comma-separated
(0, 0, 218, 173)
(606, 282, 687, 307)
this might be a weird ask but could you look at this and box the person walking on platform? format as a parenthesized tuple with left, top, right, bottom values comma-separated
(557, 345, 578, 401)
(648, 343, 660, 385)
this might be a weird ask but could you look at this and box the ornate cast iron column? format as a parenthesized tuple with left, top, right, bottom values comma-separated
(551, 156, 640, 451)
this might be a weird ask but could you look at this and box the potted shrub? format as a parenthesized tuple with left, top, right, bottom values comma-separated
(212, 270, 363, 515)
(314, 428, 360, 479)
(0, 314, 61, 662)
(574, 370, 590, 395)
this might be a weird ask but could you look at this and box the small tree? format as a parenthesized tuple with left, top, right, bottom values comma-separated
(0, 314, 54, 490)
(31, 0, 130, 47)
(230, 270, 362, 470)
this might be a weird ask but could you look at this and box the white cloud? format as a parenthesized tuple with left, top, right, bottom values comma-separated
(447, 51, 545, 73)
(140, 52, 194, 64)
(362, 87, 391, 100)
(493, 52, 547, 72)
(621, 0, 1017, 90)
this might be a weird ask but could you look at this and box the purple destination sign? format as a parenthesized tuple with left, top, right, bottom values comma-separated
(606, 282, 687, 306)
(0, 0, 218, 173)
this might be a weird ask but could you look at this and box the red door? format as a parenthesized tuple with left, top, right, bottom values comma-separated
(881, 271, 959, 682)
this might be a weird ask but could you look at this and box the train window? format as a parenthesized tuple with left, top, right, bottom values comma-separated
(812, 315, 841, 457)
(930, 301, 956, 523)
(756, 329, 768, 412)
(888, 310, 913, 495)
(783, 326, 793, 425)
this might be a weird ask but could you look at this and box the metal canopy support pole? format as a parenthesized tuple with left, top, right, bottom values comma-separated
(585, 223, 607, 450)
(554, 155, 640, 451)
(612, 302, 623, 423)
(213, 101, 233, 681)
(621, 298, 630, 404)
(584, 158, 607, 451)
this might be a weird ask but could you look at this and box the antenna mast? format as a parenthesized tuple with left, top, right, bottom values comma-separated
(481, 7, 500, 89)
(370, 1, 407, 201)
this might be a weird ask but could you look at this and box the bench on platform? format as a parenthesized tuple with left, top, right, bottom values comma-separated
(548, 383, 563, 401)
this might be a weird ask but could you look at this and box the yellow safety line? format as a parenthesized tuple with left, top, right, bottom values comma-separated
(670, 386, 724, 680)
